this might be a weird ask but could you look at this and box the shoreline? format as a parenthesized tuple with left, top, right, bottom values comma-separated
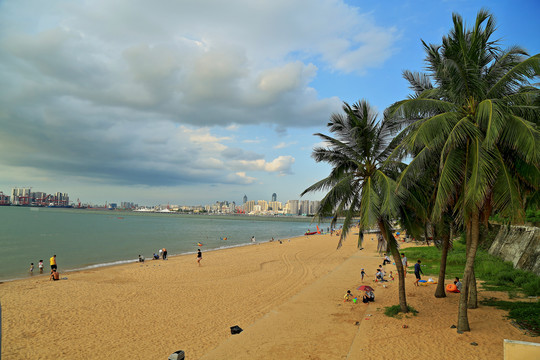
(0, 235, 309, 284)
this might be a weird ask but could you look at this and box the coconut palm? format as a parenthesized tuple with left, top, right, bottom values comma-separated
(389, 10, 540, 331)
(302, 99, 425, 313)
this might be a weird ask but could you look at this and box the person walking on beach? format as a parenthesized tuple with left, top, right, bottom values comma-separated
(162, 248, 167, 260)
(39, 260, 44, 274)
(361, 268, 366, 281)
(197, 249, 202, 266)
(414, 260, 423, 286)
(29, 263, 34, 275)
(50, 255, 57, 271)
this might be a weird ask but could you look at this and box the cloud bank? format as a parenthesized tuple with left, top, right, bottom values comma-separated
(0, 0, 397, 190)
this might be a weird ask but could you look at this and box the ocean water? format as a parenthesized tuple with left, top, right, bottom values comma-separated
(0, 206, 332, 281)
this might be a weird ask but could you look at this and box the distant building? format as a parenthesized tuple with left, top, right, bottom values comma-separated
(287, 200, 299, 215)
(269, 201, 281, 211)
(11, 187, 31, 205)
(271, 193, 277, 202)
(0, 191, 10, 205)
(310, 200, 321, 215)
(258, 200, 268, 211)
(243, 200, 256, 213)
(300, 200, 310, 215)
(243, 194, 248, 204)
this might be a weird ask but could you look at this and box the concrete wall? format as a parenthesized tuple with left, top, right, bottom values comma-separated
(504, 339, 540, 360)
(488, 225, 540, 276)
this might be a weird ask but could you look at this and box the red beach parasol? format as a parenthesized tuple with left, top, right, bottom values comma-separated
(357, 285, 374, 292)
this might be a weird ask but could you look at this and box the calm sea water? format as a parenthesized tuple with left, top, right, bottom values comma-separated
(0, 206, 332, 281)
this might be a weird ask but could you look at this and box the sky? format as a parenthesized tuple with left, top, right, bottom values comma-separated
(0, 0, 538, 206)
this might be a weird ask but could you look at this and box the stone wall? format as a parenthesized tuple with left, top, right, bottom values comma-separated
(488, 225, 540, 276)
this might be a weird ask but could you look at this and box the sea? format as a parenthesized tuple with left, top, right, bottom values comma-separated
(0, 206, 334, 282)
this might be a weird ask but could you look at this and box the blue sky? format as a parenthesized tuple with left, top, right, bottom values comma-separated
(0, 0, 538, 206)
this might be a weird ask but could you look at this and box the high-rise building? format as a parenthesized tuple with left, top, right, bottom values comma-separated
(271, 193, 277, 202)
(300, 200, 310, 215)
(11, 187, 31, 205)
(258, 200, 268, 211)
(244, 200, 256, 213)
(269, 201, 282, 211)
(310, 200, 321, 215)
(287, 200, 299, 215)
(243, 194, 248, 204)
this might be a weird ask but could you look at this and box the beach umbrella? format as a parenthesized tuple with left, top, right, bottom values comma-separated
(357, 285, 374, 292)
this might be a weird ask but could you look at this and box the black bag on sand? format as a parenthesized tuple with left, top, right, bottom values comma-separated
(230, 325, 243, 335)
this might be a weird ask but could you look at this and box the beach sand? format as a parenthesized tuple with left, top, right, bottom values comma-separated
(1, 232, 538, 359)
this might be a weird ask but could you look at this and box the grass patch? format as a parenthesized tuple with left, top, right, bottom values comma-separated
(480, 298, 540, 336)
(402, 242, 540, 297)
(384, 304, 418, 318)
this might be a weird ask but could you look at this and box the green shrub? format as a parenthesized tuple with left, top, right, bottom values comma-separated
(384, 304, 418, 318)
(481, 299, 540, 335)
(522, 278, 540, 297)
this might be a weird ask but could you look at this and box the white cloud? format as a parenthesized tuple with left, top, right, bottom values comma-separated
(233, 155, 295, 175)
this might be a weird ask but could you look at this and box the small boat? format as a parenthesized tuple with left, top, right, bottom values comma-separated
(304, 231, 318, 235)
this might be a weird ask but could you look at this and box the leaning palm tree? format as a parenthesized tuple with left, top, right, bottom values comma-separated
(390, 9, 540, 331)
(302, 100, 423, 313)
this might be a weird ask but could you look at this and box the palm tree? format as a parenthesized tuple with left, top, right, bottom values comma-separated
(302, 100, 423, 313)
(389, 9, 540, 331)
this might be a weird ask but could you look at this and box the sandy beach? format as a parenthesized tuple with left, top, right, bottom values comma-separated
(1, 231, 538, 359)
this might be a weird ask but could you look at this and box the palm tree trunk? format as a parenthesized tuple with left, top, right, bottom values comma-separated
(468, 269, 478, 309)
(434, 229, 450, 298)
(378, 220, 408, 313)
(424, 226, 430, 246)
(457, 212, 480, 332)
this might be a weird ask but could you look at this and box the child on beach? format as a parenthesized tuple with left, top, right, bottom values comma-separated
(29, 263, 34, 274)
(389, 271, 394, 281)
(39, 260, 44, 274)
(344, 290, 354, 302)
(197, 249, 202, 266)
(361, 268, 366, 281)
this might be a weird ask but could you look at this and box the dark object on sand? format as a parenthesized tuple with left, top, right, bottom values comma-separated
(230, 325, 243, 334)
(168, 350, 185, 360)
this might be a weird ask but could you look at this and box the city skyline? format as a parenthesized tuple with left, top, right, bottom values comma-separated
(0, 1, 538, 205)
(2, 186, 319, 211)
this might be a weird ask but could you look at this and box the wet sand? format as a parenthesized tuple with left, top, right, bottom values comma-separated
(1, 232, 537, 359)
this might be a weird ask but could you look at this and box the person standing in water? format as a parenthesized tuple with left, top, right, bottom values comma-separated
(197, 249, 202, 266)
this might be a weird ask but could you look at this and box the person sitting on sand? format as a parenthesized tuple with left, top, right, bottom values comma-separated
(382, 254, 391, 265)
(49, 269, 60, 281)
(344, 290, 354, 302)
(362, 291, 375, 303)
(376, 268, 386, 282)
(388, 271, 394, 281)
(138, 255, 145, 263)
(454, 277, 462, 292)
